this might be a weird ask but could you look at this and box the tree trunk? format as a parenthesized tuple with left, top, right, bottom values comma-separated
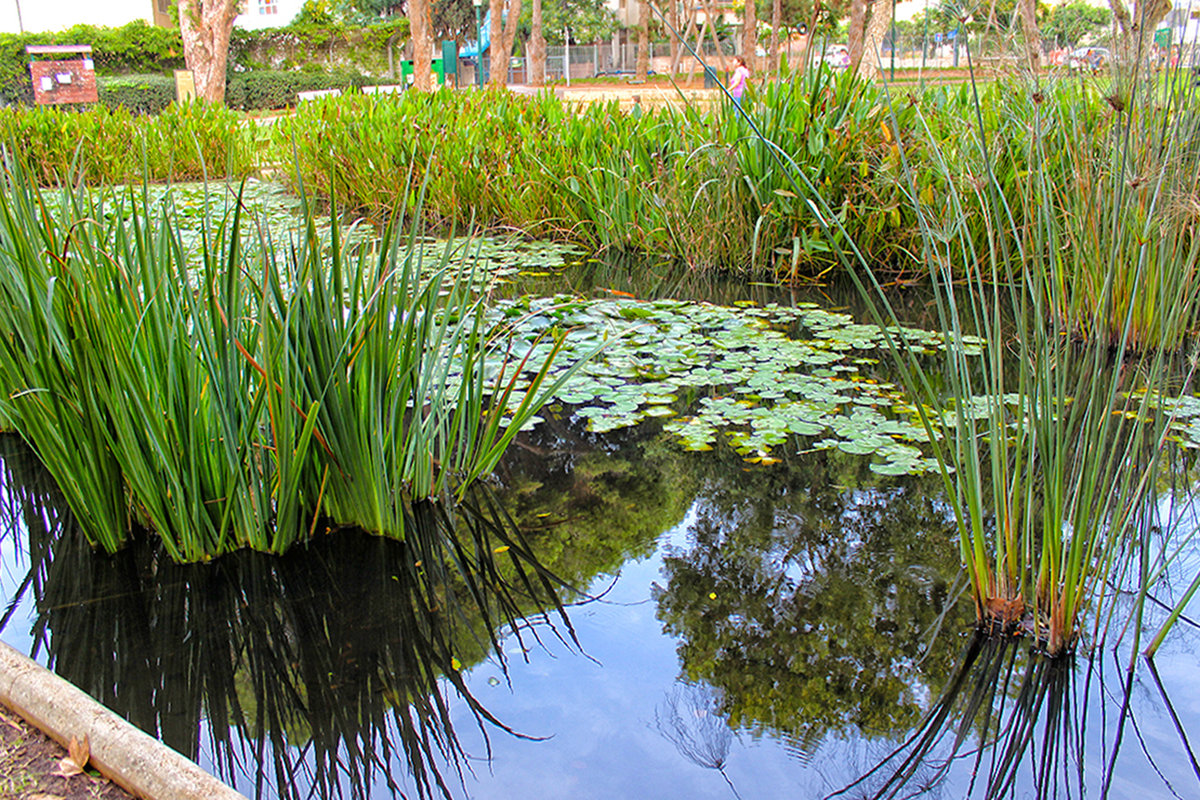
(502, 0, 523, 77)
(637, 0, 651, 80)
(411, 0, 432, 90)
(489, 0, 505, 85)
(848, 0, 867, 69)
(177, 0, 239, 104)
(669, 0, 680, 78)
(687, 17, 708, 81)
(770, 0, 781, 73)
(488, 0, 523, 86)
(673, 4, 697, 76)
(1109, 0, 1171, 62)
(530, 0, 546, 85)
(1017, 0, 1041, 70)
(742, 0, 757, 71)
(857, 0, 892, 79)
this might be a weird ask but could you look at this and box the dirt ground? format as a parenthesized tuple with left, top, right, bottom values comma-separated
(0, 704, 134, 800)
(550, 77, 721, 112)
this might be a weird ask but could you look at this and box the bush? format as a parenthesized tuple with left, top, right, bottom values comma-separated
(98, 74, 177, 114)
(225, 69, 385, 111)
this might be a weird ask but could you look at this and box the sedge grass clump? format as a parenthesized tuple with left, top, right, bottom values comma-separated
(269, 80, 911, 275)
(0, 102, 254, 186)
(0, 157, 584, 561)
(861, 70, 1195, 655)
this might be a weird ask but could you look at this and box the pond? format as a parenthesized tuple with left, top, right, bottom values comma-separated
(1, 184, 1198, 799)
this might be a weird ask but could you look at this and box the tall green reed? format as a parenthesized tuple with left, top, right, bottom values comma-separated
(0, 101, 254, 185)
(855, 71, 1193, 654)
(0, 155, 587, 560)
(658, 46, 1193, 654)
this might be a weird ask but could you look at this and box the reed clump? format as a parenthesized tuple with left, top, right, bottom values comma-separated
(838, 65, 1200, 656)
(0, 101, 255, 185)
(0, 158, 577, 561)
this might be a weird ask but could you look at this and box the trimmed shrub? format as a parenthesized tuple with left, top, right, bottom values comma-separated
(0, 21, 184, 105)
(99, 74, 177, 115)
(225, 69, 385, 111)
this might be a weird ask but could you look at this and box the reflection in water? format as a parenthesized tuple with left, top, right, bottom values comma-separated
(833, 632, 1081, 800)
(654, 446, 974, 758)
(655, 683, 742, 799)
(0, 436, 581, 800)
(1, 419, 1196, 798)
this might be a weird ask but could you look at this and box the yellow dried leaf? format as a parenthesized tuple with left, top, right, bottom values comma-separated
(52, 734, 89, 778)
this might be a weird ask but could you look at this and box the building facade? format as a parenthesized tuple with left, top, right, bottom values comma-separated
(0, 0, 171, 33)
(234, 0, 306, 30)
(0, 0, 307, 34)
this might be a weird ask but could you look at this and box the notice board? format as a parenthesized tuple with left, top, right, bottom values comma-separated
(26, 45, 98, 105)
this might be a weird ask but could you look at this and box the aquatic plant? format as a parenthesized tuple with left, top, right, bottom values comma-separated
(844, 68, 1193, 654)
(0, 157, 586, 560)
(833, 631, 1082, 800)
(0, 101, 254, 185)
(0, 435, 582, 800)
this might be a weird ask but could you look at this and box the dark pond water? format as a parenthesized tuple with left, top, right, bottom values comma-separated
(0, 268, 1198, 800)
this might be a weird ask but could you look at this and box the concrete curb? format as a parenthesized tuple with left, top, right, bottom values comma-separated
(0, 640, 248, 800)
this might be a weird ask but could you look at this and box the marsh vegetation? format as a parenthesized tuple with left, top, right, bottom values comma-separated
(0, 52, 1199, 800)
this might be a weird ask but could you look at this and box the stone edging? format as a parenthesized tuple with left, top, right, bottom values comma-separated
(0, 641, 247, 800)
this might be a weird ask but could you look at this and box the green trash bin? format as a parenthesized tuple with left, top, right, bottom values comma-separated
(703, 66, 719, 89)
(399, 59, 447, 86)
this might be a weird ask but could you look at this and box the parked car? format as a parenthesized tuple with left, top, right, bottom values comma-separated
(1067, 47, 1111, 72)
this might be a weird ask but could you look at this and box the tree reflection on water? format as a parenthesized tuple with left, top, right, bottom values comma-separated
(654, 447, 973, 757)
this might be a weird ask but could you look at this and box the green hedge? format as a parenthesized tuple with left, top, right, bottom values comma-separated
(90, 70, 392, 115)
(98, 74, 177, 114)
(0, 18, 406, 107)
(225, 69, 389, 111)
(0, 21, 184, 104)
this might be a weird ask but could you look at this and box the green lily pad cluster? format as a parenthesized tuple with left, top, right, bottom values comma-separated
(1143, 393, 1200, 449)
(477, 296, 964, 474)
(43, 181, 583, 292)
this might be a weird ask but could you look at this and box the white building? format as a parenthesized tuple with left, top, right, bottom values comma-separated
(0, 0, 171, 33)
(1163, 0, 1200, 47)
(0, 0, 306, 34)
(234, 0, 306, 31)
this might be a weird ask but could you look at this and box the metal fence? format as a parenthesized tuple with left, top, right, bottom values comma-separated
(460, 41, 734, 85)
(456, 36, 972, 86)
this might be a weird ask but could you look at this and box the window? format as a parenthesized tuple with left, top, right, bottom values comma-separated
(259, 0, 279, 14)
(157, 0, 170, 13)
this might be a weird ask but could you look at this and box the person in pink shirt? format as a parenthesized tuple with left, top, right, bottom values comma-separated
(729, 56, 750, 107)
